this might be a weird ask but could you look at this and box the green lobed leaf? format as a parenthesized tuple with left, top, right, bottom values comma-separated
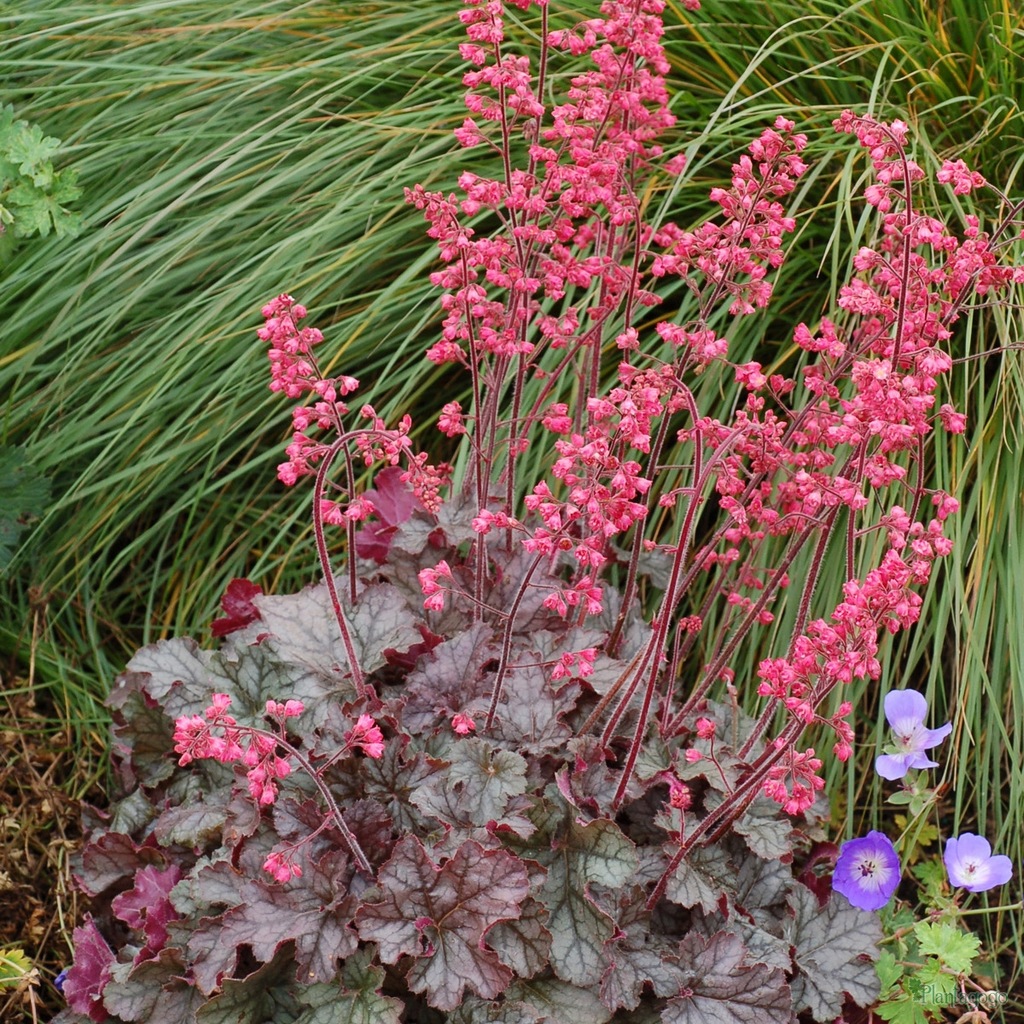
(876, 949, 904, 997)
(2, 117, 60, 183)
(912, 921, 981, 974)
(875, 993, 936, 1024)
(913, 959, 960, 1004)
(0, 948, 33, 988)
(7, 175, 82, 237)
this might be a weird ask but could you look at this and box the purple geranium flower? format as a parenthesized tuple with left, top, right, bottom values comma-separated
(875, 689, 952, 780)
(833, 830, 901, 910)
(944, 833, 1014, 893)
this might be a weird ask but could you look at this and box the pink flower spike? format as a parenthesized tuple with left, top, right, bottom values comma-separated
(452, 712, 477, 735)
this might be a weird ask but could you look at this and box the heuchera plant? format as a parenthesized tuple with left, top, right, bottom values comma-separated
(56, 2, 1024, 1022)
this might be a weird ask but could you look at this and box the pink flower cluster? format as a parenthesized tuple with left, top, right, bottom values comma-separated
(406, 0, 684, 377)
(651, 116, 808, 320)
(763, 747, 825, 816)
(174, 697, 386, 807)
(345, 714, 386, 758)
(257, 297, 452, 517)
(173, 695, 303, 806)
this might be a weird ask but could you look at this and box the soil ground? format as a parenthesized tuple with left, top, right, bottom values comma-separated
(1, 675, 104, 1023)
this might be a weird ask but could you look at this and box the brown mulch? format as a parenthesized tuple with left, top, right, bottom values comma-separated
(1, 673, 105, 1023)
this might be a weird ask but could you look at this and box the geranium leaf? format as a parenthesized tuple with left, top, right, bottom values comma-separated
(0, 443, 50, 570)
(787, 885, 882, 1019)
(663, 930, 792, 1024)
(355, 836, 530, 1011)
(913, 921, 980, 974)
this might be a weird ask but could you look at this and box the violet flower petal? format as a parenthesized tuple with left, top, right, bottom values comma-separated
(833, 831, 901, 910)
(944, 833, 1015, 892)
(876, 689, 952, 779)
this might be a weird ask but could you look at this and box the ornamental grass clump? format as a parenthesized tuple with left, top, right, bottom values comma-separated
(55, 2, 1024, 1022)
